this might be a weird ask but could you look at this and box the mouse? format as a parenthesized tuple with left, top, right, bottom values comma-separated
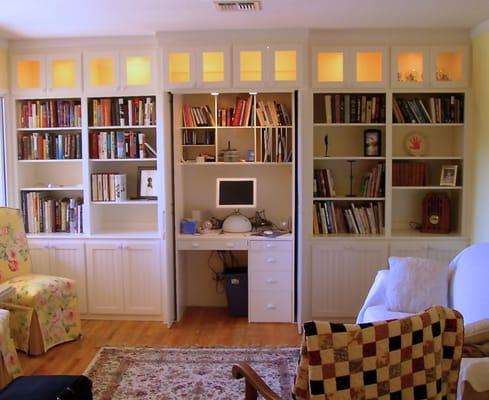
(263, 230, 273, 236)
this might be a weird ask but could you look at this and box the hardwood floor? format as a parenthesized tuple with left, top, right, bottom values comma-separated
(20, 307, 302, 375)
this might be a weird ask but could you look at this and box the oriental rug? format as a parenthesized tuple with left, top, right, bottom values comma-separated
(84, 346, 299, 400)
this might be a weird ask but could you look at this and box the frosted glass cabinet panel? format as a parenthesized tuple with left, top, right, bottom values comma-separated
(391, 47, 429, 88)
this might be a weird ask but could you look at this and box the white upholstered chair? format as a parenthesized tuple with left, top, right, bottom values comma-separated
(357, 242, 489, 399)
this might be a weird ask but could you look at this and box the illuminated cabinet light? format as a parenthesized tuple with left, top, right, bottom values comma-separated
(397, 52, 424, 82)
(52, 59, 76, 88)
(90, 57, 114, 87)
(168, 52, 190, 83)
(126, 56, 151, 86)
(202, 52, 224, 82)
(317, 52, 343, 82)
(240, 51, 262, 81)
(436, 52, 462, 82)
(357, 52, 382, 82)
(17, 60, 41, 89)
(275, 50, 296, 81)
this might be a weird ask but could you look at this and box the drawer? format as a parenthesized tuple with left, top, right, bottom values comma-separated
(249, 250, 292, 271)
(249, 291, 293, 322)
(249, 270, 292, 292)
(248, 240, 292, 251)
(177, 238, 247, 251)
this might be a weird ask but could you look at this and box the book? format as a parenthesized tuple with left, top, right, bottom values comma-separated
(144, 142, 157, 157)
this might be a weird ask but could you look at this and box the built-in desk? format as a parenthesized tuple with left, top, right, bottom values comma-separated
(176, 232, 294, 323)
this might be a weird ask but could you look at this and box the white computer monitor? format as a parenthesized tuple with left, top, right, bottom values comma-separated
(216, 178, 257, 209)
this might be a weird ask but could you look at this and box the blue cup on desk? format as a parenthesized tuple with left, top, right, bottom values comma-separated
(181, 219, 198, 234)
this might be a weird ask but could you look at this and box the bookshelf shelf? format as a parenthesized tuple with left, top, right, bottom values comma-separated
(179, 161, 293, 166)
(18, 159, 82, 163)
(314, 197, 385, 201)
(314, 123, 386, 127)
(20, 186, 83, 191)
(314, 156, 386, 161)
(88, 125, 156, 129)
(90, 158, 157, 162)
(17, 127, 82, 132)
(392, 186, 462, 190)
(91, 200, 158, 205)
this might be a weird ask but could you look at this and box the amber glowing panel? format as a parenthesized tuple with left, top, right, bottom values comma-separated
(317, 52, 343, 82)
(17, 60, 41, 89)
(240, 51, 262, 81)
(357, 52, 382, 82)
(90, 57, 114, 87)
(168, 52, 190, 83)
(436, 52, 462, 82)
(275, 50, 296, 81)
(126, 56, 151, 86)
(397, 52, 424, 82)
(52, 59, 76, 88)
(202, 52, 224, 82)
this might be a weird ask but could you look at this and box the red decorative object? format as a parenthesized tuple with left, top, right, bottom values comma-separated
(421, 193, 450, 234)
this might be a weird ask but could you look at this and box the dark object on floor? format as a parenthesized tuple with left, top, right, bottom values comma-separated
(0, 375, 92, 400)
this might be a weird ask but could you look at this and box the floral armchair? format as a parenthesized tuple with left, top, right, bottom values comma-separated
(0, 207, 81, 355)
(0, 309, 22, 388)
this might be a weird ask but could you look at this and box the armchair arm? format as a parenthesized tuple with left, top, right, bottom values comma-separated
(232, 362, 283, 400)
(356, 269, 390, 323)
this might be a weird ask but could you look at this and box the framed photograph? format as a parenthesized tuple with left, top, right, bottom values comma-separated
(138, 167, 157, 199)
(440, 165, 458, 187)
(364, 129, 381, 157)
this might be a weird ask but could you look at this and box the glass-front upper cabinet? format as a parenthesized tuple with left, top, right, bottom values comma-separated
(84, 49, 156, 94)
(11, 53, 81, 95)
(430, 46, 469, 88)
(164, 47, 230, 90)
(391, 47, 429, 88)
(313, 47, 387, 88)
(233, 45, 301, 88)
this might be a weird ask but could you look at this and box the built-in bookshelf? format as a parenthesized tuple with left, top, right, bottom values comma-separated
(15, 98, 84, 234)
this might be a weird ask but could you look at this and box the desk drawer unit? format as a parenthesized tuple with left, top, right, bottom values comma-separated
(249, 291, 293, 322)
(177, 238, 247, 251)
(248, 240, 293, 271)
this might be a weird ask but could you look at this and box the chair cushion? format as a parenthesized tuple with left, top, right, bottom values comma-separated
(386, 256, 449, 313)
(362, 304, 413, 323)
(0, 208, 32, 282)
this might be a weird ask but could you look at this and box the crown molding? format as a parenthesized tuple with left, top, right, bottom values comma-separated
(471, 19, 489, 38)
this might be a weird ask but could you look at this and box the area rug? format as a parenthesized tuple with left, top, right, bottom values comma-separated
(84, 346, 299, 399)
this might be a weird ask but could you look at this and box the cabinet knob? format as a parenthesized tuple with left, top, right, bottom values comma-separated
(266, 277, 276, 284)
(266, 304, 276, 310)
(191, 242, 199, 248)
(266, 257, 276, 263)
(226, 242, 235, 248)
(118, 244, 123, 249)
(265, 243, 274, 248)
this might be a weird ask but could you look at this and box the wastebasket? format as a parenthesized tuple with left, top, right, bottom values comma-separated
(223, 267, 248, 317)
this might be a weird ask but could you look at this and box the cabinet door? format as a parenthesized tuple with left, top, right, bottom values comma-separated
(270, 45, 302, 88)
(389, 240, 467, 264)
(389, 241, 428, 258)
(120, 49, 156, 92)
(50, 241, 87, 314)
(164, 48, 195, 90)
(430, 46, 469, 88)
(391, 46, 429, 88)
(352, 46, 388, 88)
(312, 242, 387, 319)
(45, 53, 82, 95)
(85, 242, 124, 314)
(312, 46, 349, 89)
(28, 240, 52, 275)
(11, 54, 45, 95)
(197, 47, 231, 89)
(426, 241, 467, 263)
(232, 45, 267, 88)
(83, 51, 120, 93)
(122, 241, 161, 315)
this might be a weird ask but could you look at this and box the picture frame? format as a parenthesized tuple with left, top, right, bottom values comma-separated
(364, 129, 381, 157)
(440, 165, 458, 187)
(138, 167, 157, 199)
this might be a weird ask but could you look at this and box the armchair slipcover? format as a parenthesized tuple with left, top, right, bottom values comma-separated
(0, 309, 22, 389)
(233, 306, 463, 399)
(0, 207, 81, 355)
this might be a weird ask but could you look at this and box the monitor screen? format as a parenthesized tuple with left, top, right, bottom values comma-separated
(216, 178, 256, 208)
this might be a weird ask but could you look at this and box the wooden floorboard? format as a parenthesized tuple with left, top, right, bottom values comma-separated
(19, 307, 302, 375)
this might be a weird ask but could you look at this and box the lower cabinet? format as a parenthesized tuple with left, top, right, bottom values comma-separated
(311, 241, 388, 320)
(389, 239, 468, 263)
(85, 240, 161, 316)
(29, 240, 88, 313)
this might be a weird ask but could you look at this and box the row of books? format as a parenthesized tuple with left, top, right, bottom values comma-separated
(182, 131, 215, 145)
(89, 97, 156, 127)
(261, 128, 292, 162)
(392, 162, 428, 186)
(323, 94, 386, 124)
(393, 95, 464, 124)
(360, 163, 384, 197)
(313, 168, 336, 197)
(91, 173, 127, 202)
(17, 100, 82, 129)
(218, 95, 254, 127)
(17, 132, 81, 160)
(21, 192, 83, 233)
(89, 131, 156, 159)
(256, 100, 291, 127)
(182, 104, 215, 127)
(313, 201, 384, 235)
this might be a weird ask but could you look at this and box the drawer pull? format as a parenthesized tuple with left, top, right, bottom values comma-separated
(191, 242, 199, 248)
(266, 278, 277, 284)
(266, 257, 276, 263)
(266, 304, 276, 310)
(265, 243, 274, 248)
(226, 242, 235, 248)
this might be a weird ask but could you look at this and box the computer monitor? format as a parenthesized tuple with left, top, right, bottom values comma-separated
(216, 178, 256, 209)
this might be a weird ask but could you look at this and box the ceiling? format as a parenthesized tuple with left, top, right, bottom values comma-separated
(2, 0, 489, 40)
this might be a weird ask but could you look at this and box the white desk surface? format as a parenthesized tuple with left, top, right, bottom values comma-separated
(177, 230, 293, 241)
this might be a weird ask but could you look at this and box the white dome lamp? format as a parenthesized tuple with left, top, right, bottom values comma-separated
(222, 209, 252, 233)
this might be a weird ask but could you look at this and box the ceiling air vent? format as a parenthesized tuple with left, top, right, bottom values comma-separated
(214, 1, 261, 11)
